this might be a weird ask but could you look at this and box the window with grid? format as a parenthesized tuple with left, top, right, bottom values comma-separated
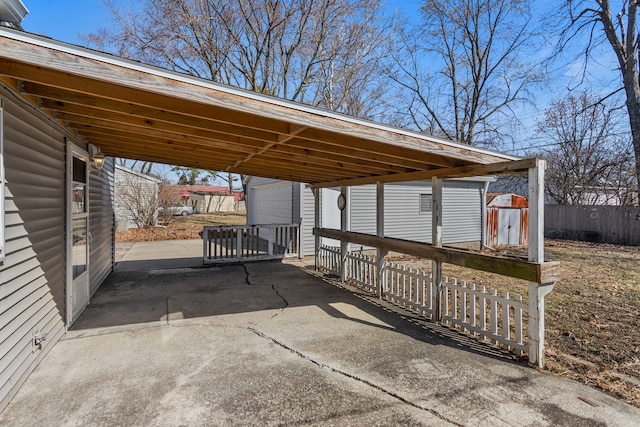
(419, 193, 432, 213)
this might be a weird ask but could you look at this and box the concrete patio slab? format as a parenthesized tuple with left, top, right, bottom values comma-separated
(1, 243, 638, 426)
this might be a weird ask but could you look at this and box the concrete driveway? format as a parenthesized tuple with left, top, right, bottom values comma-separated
(1, 241, 639, 426)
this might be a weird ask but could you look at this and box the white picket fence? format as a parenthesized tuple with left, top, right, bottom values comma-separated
(442, 278, 527, 353)
(318, 246, 527, 355)
(203, 224, 299, 264)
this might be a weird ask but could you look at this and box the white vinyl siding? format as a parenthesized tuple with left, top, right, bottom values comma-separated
(250, 182, 292, 225)
(89, 158, 115, 296)
(0, 90, 66, 412)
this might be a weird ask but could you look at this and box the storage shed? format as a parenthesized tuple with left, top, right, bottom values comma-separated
(246, 177, 495, 255)
(486, 193, 529, 246)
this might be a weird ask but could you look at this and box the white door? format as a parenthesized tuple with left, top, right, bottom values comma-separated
(498, 208, 521, 246)
(67, 145, 90, 325)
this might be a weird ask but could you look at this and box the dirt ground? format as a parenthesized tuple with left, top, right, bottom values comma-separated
(117, 214, 640, 407)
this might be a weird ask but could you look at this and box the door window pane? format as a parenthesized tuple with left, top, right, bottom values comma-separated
(72, 183, 86, 214)
(72, 218, 87, 279)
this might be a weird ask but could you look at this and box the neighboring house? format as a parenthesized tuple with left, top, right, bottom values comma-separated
(570, 184, 639, 206)
(114, 164, 162, 231)
(245, 177, 495, 256)
(163, 185, 245, 213)
(486, 193, 529, 247)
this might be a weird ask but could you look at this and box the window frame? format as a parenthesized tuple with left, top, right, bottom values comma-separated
(419, 192, 432, 214)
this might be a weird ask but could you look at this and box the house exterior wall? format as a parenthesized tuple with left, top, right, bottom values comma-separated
(89, 160, 115, 296)
(302, 184, 316, 256)
(197, 194, 236, 213)
(1, 90, 67, 412)
(0, 88, 115, 412)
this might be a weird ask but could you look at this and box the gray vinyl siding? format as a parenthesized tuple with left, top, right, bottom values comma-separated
(89, 158, 115, 296)
(350, 185, 377, 234)
(0, 91, 66, 412)
(292, 183, 301, 224)
(384, 183, 432, 243)
(442, 181, 483, 244)
(302, 184, 316, 256)
(349, 185, 377, 250)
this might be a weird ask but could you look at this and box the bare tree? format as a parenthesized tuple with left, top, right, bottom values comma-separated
(386, 0, 544, 146)
(87, 0, 389, 116)
(556, 0, 640, 190)
(117, 158, 154, 175)
(116, 170, 160, 228)
(536, 92, 635, 205)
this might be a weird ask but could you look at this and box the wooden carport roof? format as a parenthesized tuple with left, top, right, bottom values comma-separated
(0, 28, 524, 186)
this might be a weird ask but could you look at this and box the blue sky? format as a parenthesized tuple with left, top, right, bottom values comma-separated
(21, 0, 423, 44)
(21, 1, 111, 44)
(17, 0, 627, 165)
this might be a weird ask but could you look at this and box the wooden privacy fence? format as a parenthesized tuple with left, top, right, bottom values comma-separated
(203, 224, 299, 264)
(545, 205, 640, 246)
(318, 246, 527, 356)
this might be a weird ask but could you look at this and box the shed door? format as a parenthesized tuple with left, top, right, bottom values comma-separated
(498, 208, 521, 246)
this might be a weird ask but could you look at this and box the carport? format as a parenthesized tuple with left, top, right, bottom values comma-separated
(0, 27, 559, 363)
(0, 23, 561, 414)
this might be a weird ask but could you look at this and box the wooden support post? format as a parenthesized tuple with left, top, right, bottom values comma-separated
(432, 177, 443, 321)
(340, 185, 349, 282)
(202, 228, 208, 263)
(236, 228, 243, 259)
(527, 159, 554, 368)
(313, 187, 320, 270)
(376, 182, 388, 298)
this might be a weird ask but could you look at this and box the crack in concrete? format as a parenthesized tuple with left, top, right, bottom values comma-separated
(242, 264, 288, 318)
(241, 263, 251, 285)
(247, 327, 464, 427)
(270, 284, 289, 317)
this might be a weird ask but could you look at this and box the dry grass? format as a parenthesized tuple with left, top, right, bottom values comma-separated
(115, 212, 247, 242)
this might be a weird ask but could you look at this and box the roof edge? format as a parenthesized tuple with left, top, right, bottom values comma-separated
(0, 26, 520, 163)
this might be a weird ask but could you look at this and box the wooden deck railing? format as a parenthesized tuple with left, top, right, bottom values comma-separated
(203, 224, 299, 264)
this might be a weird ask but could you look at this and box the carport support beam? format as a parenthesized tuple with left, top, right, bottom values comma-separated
(314, 188, 320, 270)
(376, 182, 387, 298)
(527, 160, 554, 368)
(340, 185, 349, 282)
(431, 177, 443, 321)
